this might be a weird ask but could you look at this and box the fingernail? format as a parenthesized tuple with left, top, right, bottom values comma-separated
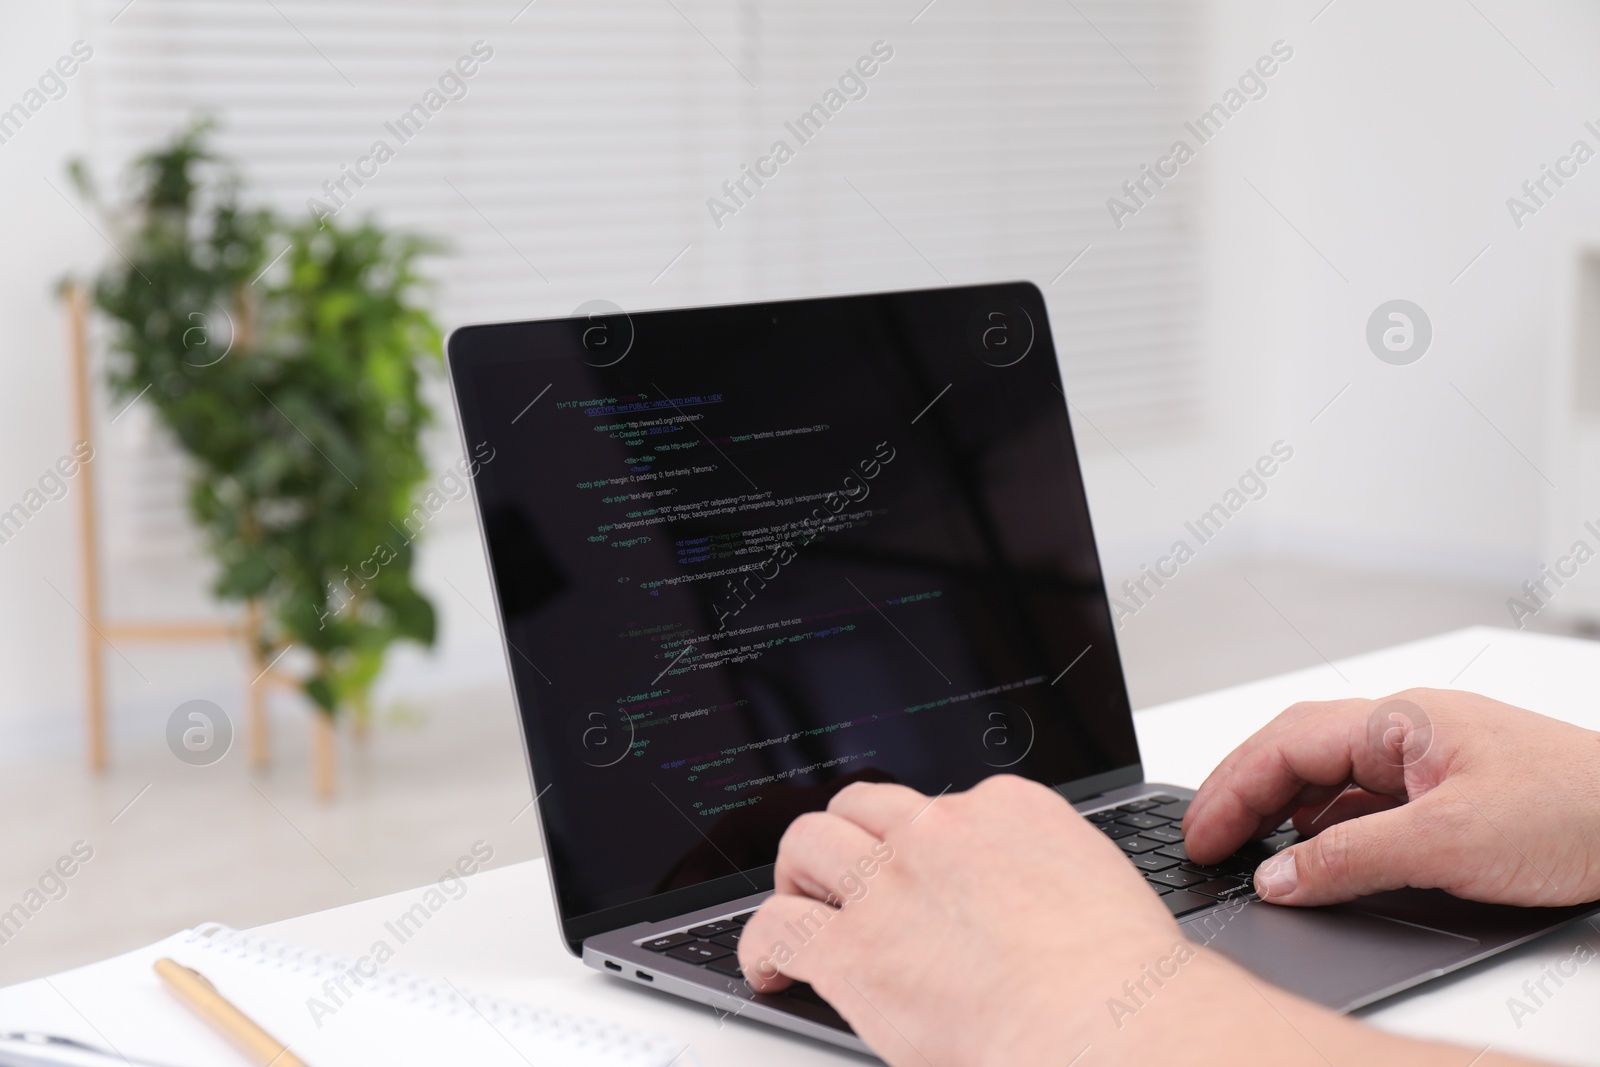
(1256, 851, 1297, 900)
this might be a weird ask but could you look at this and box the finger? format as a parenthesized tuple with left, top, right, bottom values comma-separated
(1185, 703, 1351, 857)
(1291, 786, 1404, 837)
(1190, 699, 1342, 809)
(774, 810, 887, 904)
(1254, 797, 1436, 906)
(1185, 698, 1412, 863)
(1187, 698, 1357, 822)
(1199, 778, 1352, 854)
(826, 781, 931, 838)
(738, 893, 841, 993)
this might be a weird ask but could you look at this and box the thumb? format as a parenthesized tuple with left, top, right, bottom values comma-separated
(1253, 801, 1431, 906)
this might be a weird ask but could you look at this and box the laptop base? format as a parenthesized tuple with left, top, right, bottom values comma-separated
(584, 781, 1600, 1056)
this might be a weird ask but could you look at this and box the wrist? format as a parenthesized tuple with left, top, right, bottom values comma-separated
(983, 935, 1243, 1066)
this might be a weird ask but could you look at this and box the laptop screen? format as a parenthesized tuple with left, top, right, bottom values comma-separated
(448, 282, 1139, 923)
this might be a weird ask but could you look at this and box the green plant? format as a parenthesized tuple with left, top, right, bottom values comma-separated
(70, 122, 443, 724)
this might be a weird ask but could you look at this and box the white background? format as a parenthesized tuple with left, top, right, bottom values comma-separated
(3, 0, 1599, 759)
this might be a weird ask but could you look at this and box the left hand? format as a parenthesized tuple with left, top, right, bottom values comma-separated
(1181, 688, 1600, 908)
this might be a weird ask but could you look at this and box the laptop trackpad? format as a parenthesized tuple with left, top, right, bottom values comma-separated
(1181, 898, 1480, 1011)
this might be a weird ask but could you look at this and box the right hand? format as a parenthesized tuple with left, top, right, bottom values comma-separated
(1182, 687, 1600, 908)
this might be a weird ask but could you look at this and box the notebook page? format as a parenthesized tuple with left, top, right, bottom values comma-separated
(0, 930, 244, 1066)
(0, 925, 685, 1067)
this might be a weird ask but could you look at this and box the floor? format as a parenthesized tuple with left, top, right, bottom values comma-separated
(0, 682, 542, 987)
(0, 554, 1585, 986)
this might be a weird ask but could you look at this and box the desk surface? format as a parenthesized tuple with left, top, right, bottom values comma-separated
(259, 627, 1600, 1066)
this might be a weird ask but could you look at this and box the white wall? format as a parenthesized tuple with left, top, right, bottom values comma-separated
(0, 1, 104, 758)
(1200, 0, 1600, 585)
(1094, 0, 1600, 602)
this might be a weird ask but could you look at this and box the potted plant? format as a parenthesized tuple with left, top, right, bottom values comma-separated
(69, 123, 444, 794)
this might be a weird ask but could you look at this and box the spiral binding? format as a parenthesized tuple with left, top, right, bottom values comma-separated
(179, 924, 682, 1063)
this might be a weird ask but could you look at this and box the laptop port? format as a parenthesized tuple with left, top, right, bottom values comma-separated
(604, 960, 621, 972)
(636, 970, 654, 981)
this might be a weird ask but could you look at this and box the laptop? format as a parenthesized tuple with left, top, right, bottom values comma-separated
(446, 281, 1598, 1055)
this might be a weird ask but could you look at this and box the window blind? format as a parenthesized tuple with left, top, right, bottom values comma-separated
(81, 0, 1203, 557)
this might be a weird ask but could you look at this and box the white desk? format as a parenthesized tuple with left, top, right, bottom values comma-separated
(259, 627, 1600, 1066)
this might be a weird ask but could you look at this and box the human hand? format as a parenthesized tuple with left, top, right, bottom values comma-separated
(1184, 688, 1600, 908)
(736, 774, 1543, 1067)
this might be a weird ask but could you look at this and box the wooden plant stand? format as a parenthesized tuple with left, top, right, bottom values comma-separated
(65, 283, 336, 796)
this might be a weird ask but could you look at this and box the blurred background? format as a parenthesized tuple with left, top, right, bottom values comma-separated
(4, 0, 1600, 984)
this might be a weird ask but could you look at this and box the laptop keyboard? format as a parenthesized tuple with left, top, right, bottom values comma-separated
(634, 794, 1299, 986)
(639, 913, 757, 980)
(1090, 794, 1298, 917)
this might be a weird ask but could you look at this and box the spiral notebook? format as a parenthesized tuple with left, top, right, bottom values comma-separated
(0, 924, 685, 1066)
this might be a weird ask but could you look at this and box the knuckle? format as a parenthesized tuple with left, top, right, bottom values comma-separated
(826, 780, 873, 813)
(976, 773, 1021, 797)
(912, 797, 951, 831)
(968, 775, 1002, 796)
(975, 772, 1037, 805)
(789, 809, 832, 838)
(1307, 819, 1359, 885)
(1280, 700, 1325, 723)
(774, 815, 822, 865)
(1269, 701, 1332, 735)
